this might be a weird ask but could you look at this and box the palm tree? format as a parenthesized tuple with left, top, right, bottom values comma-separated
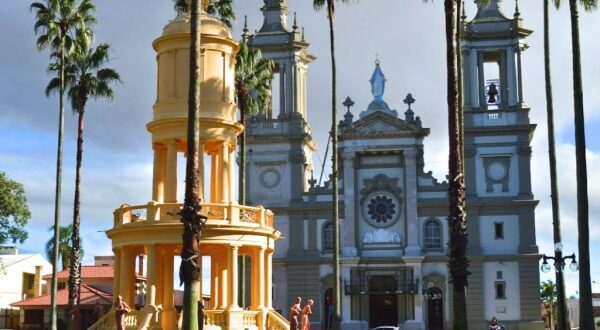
(179, 0, 205, 328)
(423, 0, 470, 327)
(174, 0, 235, 28)
(235, 42, 273, 205)
(540, 280, 557, 329)
(541, 1, 569, 329)
(44, 225, 76, 271)
(48, 41, 120, 321)
(565, 0, 597, 327)
(312, 1, 349, 328)
(30, 1, 95, 328)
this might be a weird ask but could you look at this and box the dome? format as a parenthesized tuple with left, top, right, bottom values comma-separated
(160, 12, 233, 39)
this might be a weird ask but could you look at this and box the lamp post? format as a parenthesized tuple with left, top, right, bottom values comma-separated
(423, 282, 442, 300)
(541, 243, 579, 330)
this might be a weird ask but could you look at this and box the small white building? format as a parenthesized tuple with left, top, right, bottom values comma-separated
(0, 246, 52, 328)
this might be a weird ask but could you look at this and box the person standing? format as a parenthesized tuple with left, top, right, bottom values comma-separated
(289, 297, 302, 330)
(114, 295, 130, 330)
(488, 316, 505, 330)
(301, 299, 314, 330)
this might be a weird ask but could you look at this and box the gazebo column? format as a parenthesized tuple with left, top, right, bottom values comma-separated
(219, 250, 229, 309)
(265, 249, 273, 309)
(165, 140, 178, 203)
(119, 247, 136, 306)
(211, 256, 220, 309)
(228, 144, 235, 203)
(112, 248, 121, 302)
(161, 247, 177, 330)
(152, 143, 166, 203)
(145, 244, 157, 307)
(155, 248, 164, 307)
(220, 142, 230, 203)
(227, 245, 240, 309)
(198, 141, 205, 201)
(210, 151, 219, 203)
(251, 248, 265, 309)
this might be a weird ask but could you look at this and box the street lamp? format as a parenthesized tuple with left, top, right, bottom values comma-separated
(541, 242, 578, 330)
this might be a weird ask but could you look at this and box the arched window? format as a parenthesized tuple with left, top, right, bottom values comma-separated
(322, 222, 333, 252)
(424, 219, 442, 249)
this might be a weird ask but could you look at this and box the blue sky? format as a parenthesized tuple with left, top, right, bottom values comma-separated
(1, 0, 599, 297)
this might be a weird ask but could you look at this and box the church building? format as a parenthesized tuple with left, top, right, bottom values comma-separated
(245, 0, 542, 329)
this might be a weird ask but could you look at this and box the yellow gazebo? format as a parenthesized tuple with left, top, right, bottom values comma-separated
(89, 3, 289, 330)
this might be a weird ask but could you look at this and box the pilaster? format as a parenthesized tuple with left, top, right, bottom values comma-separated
(404, 149, 419, 255)
(342, 151, 356, 249)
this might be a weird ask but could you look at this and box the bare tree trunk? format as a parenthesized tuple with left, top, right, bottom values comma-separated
(68, 108, 85, 330)
(49, 48, 66, 330)
(543, 2, 568, 330)
(180, 0, 204, 328)
(445, 0, 469, 329)
(568, 1, 592, 328)
(326, 1, 341, 329)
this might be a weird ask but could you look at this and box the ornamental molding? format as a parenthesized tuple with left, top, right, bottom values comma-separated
(360, 174, 403, 202)
(362, 228, 402, 244)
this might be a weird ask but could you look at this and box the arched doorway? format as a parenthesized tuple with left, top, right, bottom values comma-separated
(369, 276, 398, 328)
(426, 287, 443, 330)
(323, 288, 333, 330)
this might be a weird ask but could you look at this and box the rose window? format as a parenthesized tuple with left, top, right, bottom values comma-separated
(367, 195, 396, 223)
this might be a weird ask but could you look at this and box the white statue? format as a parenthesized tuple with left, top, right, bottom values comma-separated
(370, 59, 386, 102)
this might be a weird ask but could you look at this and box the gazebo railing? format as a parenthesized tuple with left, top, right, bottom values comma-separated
(266, 310, 289, 330)
(113, 202, 274, 230)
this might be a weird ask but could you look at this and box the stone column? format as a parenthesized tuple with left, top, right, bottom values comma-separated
(165, 140, 178, 203)
(228, 144, 236, 204)
(161, 247, 177, 330)
(220, 142, 230, 203)
(152, 143, 166, 203)
(198, 141, 205, 201)
(342, 151, 356, 248)
(113, 248, 121, 302)
(211, 256, 219, 309)
(404, 149, 420, 255)
(145, 244, 157, 307)
(516, 44, 524, 104)
(404, 257, 425, 324)
(470, 49, 479, 107)
(265, 250, 273, 308)
(210, 151, 219, 203)
(477, 52, 486, 108)
(506, 47, 517, 106)
(228, 245, 240, 309)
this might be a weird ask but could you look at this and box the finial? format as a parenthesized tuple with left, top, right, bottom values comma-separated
(514, 0, 520, 18)
(403, 93, 416, 110)
(301, 27, 305, 41)
(292, 12, 298, 31)
(343, 96, 355, 113)
(241, 15, 249, 41)
(375, 54, 380, 66)
(461, 0, 467, 20)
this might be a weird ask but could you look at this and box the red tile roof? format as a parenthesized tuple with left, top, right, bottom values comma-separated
(11, 284, 112, 307)
(42, 266, 115, 280)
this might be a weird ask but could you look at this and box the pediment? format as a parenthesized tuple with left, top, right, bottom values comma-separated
(342, 111, 427, 137)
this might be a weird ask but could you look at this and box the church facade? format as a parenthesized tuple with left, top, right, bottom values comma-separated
(245, 1, 543, 329)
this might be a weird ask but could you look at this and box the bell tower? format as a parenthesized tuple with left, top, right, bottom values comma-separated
(461, 1, 542, 328)
(244, 0, 317, 207)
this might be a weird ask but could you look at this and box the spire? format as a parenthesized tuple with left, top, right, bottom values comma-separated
(258, 0, 290, 33)
(370, 58, 386, 102)
(461, 0, 467, 21)
(514, 0, 520, 18)
(241, 15, 249, 41)
(292, 12, 298, 31)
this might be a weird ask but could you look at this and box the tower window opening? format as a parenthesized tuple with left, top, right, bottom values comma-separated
(483, 61, 501, 109)
(494, 222, 504, 239)
(271, 71, 281, 119)
(495, 281, 506, 299)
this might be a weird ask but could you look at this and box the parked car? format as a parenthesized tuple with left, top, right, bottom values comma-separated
(371, 327, 400, 330)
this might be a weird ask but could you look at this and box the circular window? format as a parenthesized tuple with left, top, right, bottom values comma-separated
(362, 192, 401, 228)
(487, 161, 507, 181)
(259, 169, 281, 188)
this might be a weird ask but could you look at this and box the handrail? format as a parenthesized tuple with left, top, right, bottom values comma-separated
(86, 308, 115, 330)
(266, 310, 289, 330)
(113, 202, 274, 230)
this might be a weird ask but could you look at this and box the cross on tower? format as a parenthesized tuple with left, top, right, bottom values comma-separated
(403, 93, 415, 110)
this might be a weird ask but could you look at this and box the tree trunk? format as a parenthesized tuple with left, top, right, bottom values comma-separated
(327, 1, 341, 329)
(445, 0, 469, 329)
(180, 0, 203, 328)
(68, 108, 85, 330)
(543, 2, 568, 329)
(49, 48, 66, 330)
(568, 1, 592, 328)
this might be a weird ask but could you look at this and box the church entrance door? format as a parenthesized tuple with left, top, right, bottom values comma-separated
(427, 287, 444, 330)
(368, 276, 398, 328)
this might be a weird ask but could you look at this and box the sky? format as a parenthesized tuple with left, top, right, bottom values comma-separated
(1, 0, 599, 298)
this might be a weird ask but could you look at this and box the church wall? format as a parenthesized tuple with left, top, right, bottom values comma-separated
(273, 215, 289, 258)
(482, 262, 521, 320)
(479, 215, 519, 255)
